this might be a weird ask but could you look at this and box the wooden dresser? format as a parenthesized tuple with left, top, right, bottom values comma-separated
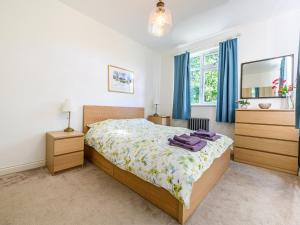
(234, 109, 299, 175)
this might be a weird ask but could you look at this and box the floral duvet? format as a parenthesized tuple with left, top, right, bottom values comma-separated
(85, 119, 233, 207)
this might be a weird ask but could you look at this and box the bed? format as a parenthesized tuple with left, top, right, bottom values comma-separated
(83, 105, 232, 224)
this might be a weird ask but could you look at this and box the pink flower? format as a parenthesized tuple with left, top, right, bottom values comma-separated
(272, 78, 279, 84)
(288, 85, 293, 91)
(282, 80, 286, 84)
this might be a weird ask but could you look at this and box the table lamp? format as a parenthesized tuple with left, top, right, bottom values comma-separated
(153, 96, 159, 117)
(62, 99, 74, 132)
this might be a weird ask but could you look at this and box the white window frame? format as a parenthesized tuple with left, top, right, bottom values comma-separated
(190, 47, 219, 106)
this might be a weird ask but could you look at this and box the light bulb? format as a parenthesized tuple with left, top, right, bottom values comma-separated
(155, 12, 167, 26)
(148, 1, 172, 37)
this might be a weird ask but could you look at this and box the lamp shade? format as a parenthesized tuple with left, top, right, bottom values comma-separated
(62, 99, 74, 112)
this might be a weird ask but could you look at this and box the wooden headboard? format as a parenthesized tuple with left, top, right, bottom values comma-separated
(83, 105, 145, 133)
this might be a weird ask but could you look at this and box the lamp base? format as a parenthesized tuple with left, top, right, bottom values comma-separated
(64, 127, 74, 132)
(153, 113, 159, 117)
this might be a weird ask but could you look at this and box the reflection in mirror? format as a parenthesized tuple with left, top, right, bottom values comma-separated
(241, 55, 293, 98)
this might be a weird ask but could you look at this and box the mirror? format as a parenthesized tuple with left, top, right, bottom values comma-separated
(241, 55, 294, 98)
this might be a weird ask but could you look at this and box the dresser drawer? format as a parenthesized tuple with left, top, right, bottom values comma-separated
(53, 151, 84, 172)
(236, 110, 295, 126)
(235, 123, 298, 141)
(234, 147, 298, 174)
(235, 135, 298, 156)
(54, 137, 84, 155)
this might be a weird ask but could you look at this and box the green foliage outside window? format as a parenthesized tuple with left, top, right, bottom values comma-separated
(191, 70, 200, 104)
(190, 56, 200, 70)
(204, 70, 218, 103)
(190, 49, 218, 105)
(204, 53, 218, 66)
(190, 56, 201, 104)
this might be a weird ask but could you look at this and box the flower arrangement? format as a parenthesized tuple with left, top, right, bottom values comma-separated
(272, 78, 294, 109)
(272, 78, 293, 96)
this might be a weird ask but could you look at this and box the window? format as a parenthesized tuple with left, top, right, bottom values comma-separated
(190, 48, 219, 105)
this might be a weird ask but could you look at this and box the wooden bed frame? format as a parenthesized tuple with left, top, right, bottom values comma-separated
(83, 105, 230, 224)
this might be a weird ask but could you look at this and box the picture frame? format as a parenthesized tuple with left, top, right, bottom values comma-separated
(108, 65, 134, 94)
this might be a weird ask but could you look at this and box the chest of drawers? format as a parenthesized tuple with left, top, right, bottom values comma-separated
(234, 109, 299, 175)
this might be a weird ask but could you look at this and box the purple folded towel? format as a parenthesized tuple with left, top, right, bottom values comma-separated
(168, 138, 207, 152)
(191, 133, 221, 141)
(194, 129, 216, 138)
(173, 134, 202, 146)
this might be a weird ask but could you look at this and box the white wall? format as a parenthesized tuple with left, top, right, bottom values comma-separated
(243, 71, 277, 88)
(160, 11, 300, 139)
(0, 0, 161, 174)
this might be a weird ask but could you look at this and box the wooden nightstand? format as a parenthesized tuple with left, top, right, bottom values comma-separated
(148, 115, 171, 126)
(46, 131, 84, 175)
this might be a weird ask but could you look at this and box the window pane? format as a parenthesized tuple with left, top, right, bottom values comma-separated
(204, 70, 218, 103)
(190, 56, 200, 71)
(190, 70, 200, 104)
(204, 52, 218, 66)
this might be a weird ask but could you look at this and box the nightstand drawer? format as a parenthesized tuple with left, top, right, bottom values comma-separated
(53, 151, 84, 172)
(148, 116, 171, 126)
(54, 137, 84, 155)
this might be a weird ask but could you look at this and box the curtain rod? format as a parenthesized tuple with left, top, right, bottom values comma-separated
(218, 33, 241, 43)
(181, 33, 242, 55)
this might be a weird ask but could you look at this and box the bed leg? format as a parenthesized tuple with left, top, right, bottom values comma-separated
(178, 204, 186, 224)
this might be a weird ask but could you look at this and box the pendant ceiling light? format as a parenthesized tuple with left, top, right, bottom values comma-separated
(148, 0, 172, 37)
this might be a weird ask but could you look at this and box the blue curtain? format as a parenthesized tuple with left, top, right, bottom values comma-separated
(172, 52, 191, 120)
(216, 38, 238, 123)
(254, 87, 260, 98)
(295, 35, 300, 129)
(279, 57, 286, 91)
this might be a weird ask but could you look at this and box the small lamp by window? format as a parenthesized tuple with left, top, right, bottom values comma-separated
(62, 99, 74, 132)
(153, 96, 160, 117)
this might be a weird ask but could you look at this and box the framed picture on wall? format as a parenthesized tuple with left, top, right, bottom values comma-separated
(108, 65, 134, 94)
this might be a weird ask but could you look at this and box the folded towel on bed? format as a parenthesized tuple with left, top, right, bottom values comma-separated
(173, 134, 202, 146)
(190, 133, 221, 141)
(168, 138, 207, 152)
(194, 129, 216, 137)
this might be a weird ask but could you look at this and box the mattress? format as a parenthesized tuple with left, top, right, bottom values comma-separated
(84, 119, 233, 207)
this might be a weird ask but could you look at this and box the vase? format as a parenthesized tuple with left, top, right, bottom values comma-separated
(280, 97, 289, 109)
(287, 93, 295, 110)
(240, 104, 248, 109)
(280, 94, 294, 110)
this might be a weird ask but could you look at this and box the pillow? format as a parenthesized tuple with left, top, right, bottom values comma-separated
(87, 118, 153, 128)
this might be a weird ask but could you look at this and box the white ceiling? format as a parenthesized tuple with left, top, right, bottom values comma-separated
(59, 0, 300, 52)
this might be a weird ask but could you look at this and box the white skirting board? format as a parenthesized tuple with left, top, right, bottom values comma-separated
(0, 160, 45, 176)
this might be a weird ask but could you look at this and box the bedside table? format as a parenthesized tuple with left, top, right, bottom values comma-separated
(148, 115, 171, 126)
(46, 131, 84, 175)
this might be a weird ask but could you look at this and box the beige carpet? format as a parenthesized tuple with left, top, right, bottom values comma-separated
(0, 161, 299, 225)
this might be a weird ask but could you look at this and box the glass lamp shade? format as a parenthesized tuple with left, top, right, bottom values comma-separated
(148, 4, 172, 37)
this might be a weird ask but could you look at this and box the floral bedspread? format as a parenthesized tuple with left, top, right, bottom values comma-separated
(85, 119, 233, 207)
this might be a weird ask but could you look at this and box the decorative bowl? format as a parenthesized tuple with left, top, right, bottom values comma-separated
(258, 103, 272, 109)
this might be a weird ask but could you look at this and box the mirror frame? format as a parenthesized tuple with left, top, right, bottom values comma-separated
(240, 54, 294, 99)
